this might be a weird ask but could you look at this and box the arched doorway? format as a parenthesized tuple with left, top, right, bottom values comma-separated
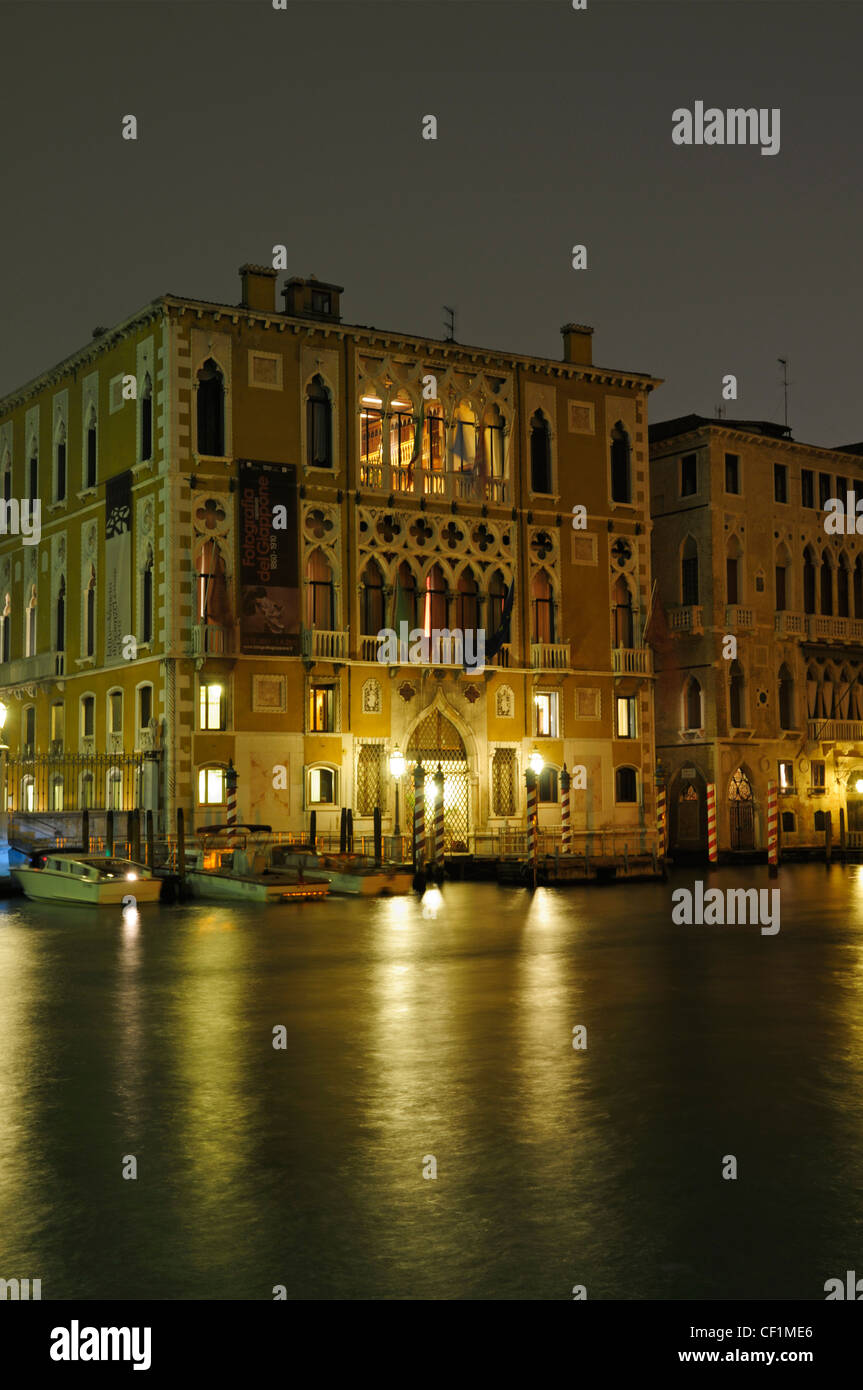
(405, 707, 470, 849)
(670, 766, 706, 853)
(728, 766, 755, 850)
(845, 770, 863, 834)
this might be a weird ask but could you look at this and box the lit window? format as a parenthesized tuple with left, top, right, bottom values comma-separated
(198, 767, 226, 805)
(199, 682, 225, 731)
(534, 691, 559, 737)
(778, 760, 794, 792)
(309, 767, 336, 804)
(616, 695, 637, 739)
(309, 685, 334, 732)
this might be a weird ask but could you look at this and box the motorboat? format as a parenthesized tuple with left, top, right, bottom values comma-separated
(270, 845, 413, 897)
(12, 853, 162, 906)
(185, 826, 329, 903)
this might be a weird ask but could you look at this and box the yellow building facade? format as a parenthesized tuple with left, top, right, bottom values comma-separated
(0, 265, 662, 856)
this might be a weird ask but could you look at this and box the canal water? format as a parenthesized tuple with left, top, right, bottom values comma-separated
(1, 864, 861, 1301)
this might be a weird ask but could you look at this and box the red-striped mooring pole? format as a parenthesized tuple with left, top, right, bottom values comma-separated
(706, 782, 718, 865)
(767, 778, 778, 876)
(560, 764, 572, 854)
(657, 784, 667, 860)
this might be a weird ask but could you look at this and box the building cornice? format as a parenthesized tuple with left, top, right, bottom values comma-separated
(650, 420, 862, 465)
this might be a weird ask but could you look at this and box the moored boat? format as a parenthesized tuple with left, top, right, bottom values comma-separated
(12, 853, 162, 906)
(185, 826, 329, 903)
(270, 845, 413, 896)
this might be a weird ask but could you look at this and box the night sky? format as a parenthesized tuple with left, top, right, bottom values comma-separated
(1, 1, 861, 447)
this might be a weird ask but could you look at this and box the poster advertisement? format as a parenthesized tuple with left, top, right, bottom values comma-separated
(104, 469, 132, 665)
(238, 460, 299, 654)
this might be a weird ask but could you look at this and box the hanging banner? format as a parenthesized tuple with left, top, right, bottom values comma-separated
(238, 460, 299, 654)
(104, 469, 133, 665)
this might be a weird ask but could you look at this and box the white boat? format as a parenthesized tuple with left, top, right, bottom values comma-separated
(270, 846, 413, 897)
(12, 853, 162, 906)
(185, 826, 329, 904)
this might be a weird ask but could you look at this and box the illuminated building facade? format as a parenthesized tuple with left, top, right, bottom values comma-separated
(0, 266, 661, 852)
(650, 415, 863, 856)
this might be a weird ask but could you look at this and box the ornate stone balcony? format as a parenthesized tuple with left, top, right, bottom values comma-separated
(302, 628, 349, 661)
(668, 605, 703, 633)
(612, 647, 653, 676)
(530, 642, 570, 670)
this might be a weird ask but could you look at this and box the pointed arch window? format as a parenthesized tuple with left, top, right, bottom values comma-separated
(530, 410, 552, 494)
(421, 401, 445, 473)
(487, 569, 507, 638)
(389, 392, 415, 475)
(612, 576, 634, 648)
(779, 663, 795, 730)
(1, 593, 10, 663)
(483, 405, 505, 480)
(85, 412, 97, 488)
(55, 576, 65, 653)
(452, 402, 477, 475)
(855, 557, 863, 619)
(681, 536, 699, 606)
(25, 584, 37, 657)
(685, 676, 702, 730)
(838, 554, 850, 618)
(610, 421, 631, 503)
(196, 358, 225, 457)
(726, 538, 741, 605)
(142, 546, 154, 643)
(306, 375, 333, 468)
(820, 552, 833, 616)
(140, 374, 153, 461)
(775, 550, 789, 611)
(395, 560, 418, 629)
(531, 569, 555, 644)
(729, 660, 745, 728)
(28, 449, 38, 502)
(306, 549, 334, 629)
(423, 563, 449, 632)
(803, 547, 816, 614)
(85, 568, 96, 657)
(196, 539, 231, 625)
(457, 567, 479, 632)
(55, 424, 67, 501)
(360, 559, 385, 635)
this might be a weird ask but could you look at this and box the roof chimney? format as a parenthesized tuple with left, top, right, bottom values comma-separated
(561, 322, 594, 366)
(239, 264, 278, 313)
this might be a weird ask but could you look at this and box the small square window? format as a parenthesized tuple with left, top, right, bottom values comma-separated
(680, 453, 697, 497)
(309, 767, 336, 804)
(801, 469, 814, 508)
(309, 685, 335, 732)
(534, 691, 559, 737)
(616, 695, 637, 739)
(773, 463, 788, 503)
(725, 453, 740, 494)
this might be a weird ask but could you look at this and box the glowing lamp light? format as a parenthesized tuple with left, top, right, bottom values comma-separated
(125, 871, 138, 881)
(0, 700, 7, 728)
(389, 747, 406, 780)
(855, 779, 863, 795)
(529, 749, 544, 776)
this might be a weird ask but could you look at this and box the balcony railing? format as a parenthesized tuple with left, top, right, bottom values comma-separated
(806, 615, 863, 641)
(775, 612, 806, 635)
(302, 628, 348, 661)
(612, 647, 653, 676)
(808, 718, 863, 743)
(531, 642, 570, 670)
(726, 606, 754, 629)
(192, 623, 234, 656)
(359, 635, 384, 663)
(421, 467, 447, 498)
(487, 644, 511, 668)
(669, 605, 703, 632)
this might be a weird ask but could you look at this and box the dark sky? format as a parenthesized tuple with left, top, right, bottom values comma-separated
(1, 0, 861, 447)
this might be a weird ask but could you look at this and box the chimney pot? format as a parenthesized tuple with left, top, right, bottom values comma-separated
(239, 263, 278, 313)
(561, 322, 594, 366)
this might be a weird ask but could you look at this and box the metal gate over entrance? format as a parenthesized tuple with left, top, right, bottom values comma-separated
(728, 766, 755, 850)
(405, 708, 470, 850)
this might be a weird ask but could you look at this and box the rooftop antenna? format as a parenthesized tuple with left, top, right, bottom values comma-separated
(778, 357, 790, 428)
(714, 402, 725, 419)
(443, 305, 456, 342)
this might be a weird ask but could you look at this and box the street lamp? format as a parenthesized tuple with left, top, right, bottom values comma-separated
(529, 747, 544, 777)
(855, 779, 863, 795)
(390, 746, 405, 836)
